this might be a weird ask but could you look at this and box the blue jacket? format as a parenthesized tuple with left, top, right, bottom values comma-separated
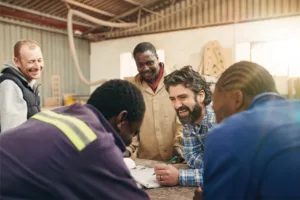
(203, 92, 300, 200)
(0, 103, 149, 200)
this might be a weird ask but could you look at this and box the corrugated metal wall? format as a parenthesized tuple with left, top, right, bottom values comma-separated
(0, 20, 90, 107)
(106, 0, 300, 38)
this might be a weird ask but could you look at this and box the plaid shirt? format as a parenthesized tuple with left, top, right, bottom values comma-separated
(179, 104, 216, 186)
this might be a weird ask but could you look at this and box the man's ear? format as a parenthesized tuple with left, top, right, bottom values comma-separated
(232, 90, 244, 110)
(196, 90, 205, 103)
(116, 110, 128, 129)
(14, 57, 20, 67)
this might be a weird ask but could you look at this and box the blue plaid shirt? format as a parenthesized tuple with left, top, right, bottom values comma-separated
(179, 104, 216, 186)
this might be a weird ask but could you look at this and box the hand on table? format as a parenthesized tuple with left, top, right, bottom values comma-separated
(154, 164, 179, 186)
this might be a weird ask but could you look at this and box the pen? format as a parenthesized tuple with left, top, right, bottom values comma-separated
(153, 156, 177, 175)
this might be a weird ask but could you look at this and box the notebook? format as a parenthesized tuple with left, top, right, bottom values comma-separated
(123, 158, 161, 189)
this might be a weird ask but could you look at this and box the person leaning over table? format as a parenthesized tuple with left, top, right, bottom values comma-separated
(0, 79, 150, 200)
(124, 42, 184, 163)
(194, 61, 300, 200)
(154, 66, 216, 187)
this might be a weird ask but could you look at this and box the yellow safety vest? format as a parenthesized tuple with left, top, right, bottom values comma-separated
(31, 110, 97, 151)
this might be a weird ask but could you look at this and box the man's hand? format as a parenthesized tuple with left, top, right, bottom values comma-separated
(154, 164, 179, 186)
(173, 146, 185, 163)
(193, 187, 203, 200)
(123, 149, 131, 157)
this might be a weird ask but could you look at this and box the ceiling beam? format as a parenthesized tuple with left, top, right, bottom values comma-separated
(61, 0, 116, 17)
(0, 1, 91, 27)
(123, 0, 141, 6)
(0, 5, 89, 32)
(96, 0, 209, 39)
(82, 0, 163, 35)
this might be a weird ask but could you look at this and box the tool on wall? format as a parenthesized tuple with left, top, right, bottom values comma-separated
(63, 0, 137, 86)
(199, 40, 231, 78)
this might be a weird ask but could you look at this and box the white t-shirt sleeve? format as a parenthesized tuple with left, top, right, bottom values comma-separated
(0, 80, 27, 132)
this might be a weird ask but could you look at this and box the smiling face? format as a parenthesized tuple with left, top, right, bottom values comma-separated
(134, 50, 160, 83)
(168, 83, 205, 124)
(14, 44, 44, 81)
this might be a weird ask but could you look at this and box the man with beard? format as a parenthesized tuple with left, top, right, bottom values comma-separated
(154, 65, 216, 186)
(0, 40, 43, 132)
(0, 79, 150, 200)
(124, 42, 183, 163)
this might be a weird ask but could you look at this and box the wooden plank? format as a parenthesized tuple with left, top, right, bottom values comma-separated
(282, 0, 289, 14)
(215, 0, 221, 23)
(171, 4, 176, 29)
(176, 2, 181, 28)
(182, 0, 187, 28)
(198, 0, 203, 25)
(268, 0, 275, 17)
(275, 0, 282, 15)
(253, 0, 260, 18)
(221, 0, 227, 22)
(192, 0, 197, 26)
(234, 0, 240, 21)
(209, 0, 215, 23)
(203, 0, 209, 24)
(241, 0, 247, 20)
(227, 0, 233, 22)
(260, 0, 268, 17)
(290, 0, 297, 13)
(248, 0, 253, 19)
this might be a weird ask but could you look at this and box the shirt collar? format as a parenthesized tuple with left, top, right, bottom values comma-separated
(85, 104, 126, 152)
(248, 92, 284, 110)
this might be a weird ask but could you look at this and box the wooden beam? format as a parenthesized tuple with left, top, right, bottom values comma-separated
(61, 0, 116, 17)
(123, 0, 141, 6)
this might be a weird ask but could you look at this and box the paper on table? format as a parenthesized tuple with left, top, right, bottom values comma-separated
(129, 165, 161, 189)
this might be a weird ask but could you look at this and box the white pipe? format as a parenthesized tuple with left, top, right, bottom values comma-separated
(68, 9, 105, 86)
(72, 9, 137, 28)
(67, 9, 137, 86)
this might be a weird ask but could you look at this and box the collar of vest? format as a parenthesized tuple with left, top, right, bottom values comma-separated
(1, 65, 29, 85)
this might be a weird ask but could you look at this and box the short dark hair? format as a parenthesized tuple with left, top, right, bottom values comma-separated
(133, 42, 158, 58)
(216, 61, 278, 97)
(164, 65, 212, 106)
(87, 79, 146, 123)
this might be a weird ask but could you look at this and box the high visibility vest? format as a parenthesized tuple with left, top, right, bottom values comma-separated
(31, 110, 97, 151)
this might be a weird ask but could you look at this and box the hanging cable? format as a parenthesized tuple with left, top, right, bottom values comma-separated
(67, 7, 137, 86)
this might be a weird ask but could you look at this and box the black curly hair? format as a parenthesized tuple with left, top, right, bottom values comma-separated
(164, 65, 212, 106)
(87, 79, 146, 123)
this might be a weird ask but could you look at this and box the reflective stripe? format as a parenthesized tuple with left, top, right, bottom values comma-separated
(31, 110, 97, 151)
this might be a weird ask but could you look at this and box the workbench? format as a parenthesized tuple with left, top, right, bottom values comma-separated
(134, 159, 196, 200)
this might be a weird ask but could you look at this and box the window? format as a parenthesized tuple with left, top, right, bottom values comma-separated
(236, 40, 300, 77)
(120, 50, 165, 79)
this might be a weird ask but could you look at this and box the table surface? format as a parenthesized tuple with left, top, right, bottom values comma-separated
(134, 159, 196, 200)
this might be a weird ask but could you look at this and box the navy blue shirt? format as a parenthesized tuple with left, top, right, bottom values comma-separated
(0, 104, 149, 200)
(203, 93, 300, 200)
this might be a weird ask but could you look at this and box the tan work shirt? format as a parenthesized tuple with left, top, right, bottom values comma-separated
(125, 72, 183, 161)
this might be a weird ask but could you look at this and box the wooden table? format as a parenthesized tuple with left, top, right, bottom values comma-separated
(134, 159, 196, 200)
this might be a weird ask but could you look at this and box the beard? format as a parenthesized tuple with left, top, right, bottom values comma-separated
(176, 100, 202, 125)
